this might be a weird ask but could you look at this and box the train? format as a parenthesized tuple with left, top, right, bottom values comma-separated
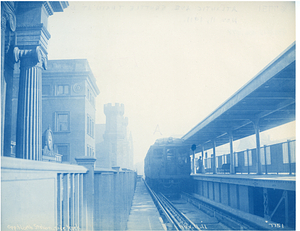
(144, 137, 192, 194)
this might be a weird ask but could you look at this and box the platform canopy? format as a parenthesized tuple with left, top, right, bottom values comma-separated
(182, 42, 295, 151)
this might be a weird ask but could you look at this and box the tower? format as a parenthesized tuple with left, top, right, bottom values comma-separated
(103, 103, 130, 168)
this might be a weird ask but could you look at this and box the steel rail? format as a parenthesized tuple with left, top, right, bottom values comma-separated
(181, 192, 261, 230)
(144, 179, 202, 230)
(158, 193, 202, 231)
(144, 179, 180, 230)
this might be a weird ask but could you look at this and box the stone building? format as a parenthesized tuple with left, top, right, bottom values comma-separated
(1, 1, 69, 159)
(42, 59, 100, 163)
(95, 103, 134, 170)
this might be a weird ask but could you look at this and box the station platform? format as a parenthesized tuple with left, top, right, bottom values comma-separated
(192, 173, 295, 191)
(126, 179, 165, 230)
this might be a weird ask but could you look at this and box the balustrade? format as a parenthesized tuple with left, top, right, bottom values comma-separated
(1, 156, 137, 231)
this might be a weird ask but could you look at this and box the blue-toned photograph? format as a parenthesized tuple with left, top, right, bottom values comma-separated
(1, 1, 295, 231)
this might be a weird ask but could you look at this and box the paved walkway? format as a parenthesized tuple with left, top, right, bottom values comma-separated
(126, 179, 165, 230)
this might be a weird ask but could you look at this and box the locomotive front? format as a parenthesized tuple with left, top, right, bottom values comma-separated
(144, 137, 192, 194)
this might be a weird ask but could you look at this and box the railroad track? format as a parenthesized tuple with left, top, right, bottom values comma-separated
(144, 179, 265, 230)
(144, 179, 201, 230)
(181, 192, 264, 230)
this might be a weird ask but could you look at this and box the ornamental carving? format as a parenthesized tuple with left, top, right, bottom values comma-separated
(14, 46, 47, 70)
(73, 83, 83, 93)
(1, 6, 16, 32)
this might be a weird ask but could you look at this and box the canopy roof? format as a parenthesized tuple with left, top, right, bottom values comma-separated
(182, 42, 295, 151)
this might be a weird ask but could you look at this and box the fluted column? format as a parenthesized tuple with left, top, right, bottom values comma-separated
(1, 2, 16, 156)
(15, 46, 47, 160)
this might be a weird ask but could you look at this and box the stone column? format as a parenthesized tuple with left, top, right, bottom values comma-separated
(12, 2, 68, 160)
(15, 46, 47, 160)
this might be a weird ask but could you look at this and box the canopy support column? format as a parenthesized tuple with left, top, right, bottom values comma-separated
(253, 120, 262, 175)
(228, 131, 235, 174)
(212, 140, 216, 174)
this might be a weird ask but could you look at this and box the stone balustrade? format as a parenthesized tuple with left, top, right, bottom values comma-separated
(1, 156, 137, 231)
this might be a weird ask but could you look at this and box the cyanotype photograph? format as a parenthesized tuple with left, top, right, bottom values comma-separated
(1, 1, 295, 231)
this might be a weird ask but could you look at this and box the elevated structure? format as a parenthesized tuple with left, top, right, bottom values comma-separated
(42, 59, 100, 163)
(180, 42, 295, 229)
(182, 42, 295, 175)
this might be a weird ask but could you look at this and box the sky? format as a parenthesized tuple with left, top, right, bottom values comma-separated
(47, 1, 296, 165)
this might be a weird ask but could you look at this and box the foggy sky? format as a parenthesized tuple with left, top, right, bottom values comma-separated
(47, 1, 296, 164)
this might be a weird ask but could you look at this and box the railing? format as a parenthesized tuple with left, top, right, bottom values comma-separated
(201, 140, 295, 175)
(1, 156, 87, 231)
(1, 156, 137, 231)
(94, 168, 136, 231)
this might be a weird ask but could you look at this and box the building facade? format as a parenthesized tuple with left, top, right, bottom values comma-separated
(95, 103, 134, 170)
(1, 1, 69, 159)
(42, 59, 100, 163)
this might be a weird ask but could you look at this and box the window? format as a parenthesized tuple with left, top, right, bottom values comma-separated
(244, 150, 252, 166)
(290, 141, 295, 163)
(55, 144, 69, 162)
(86, 145, 94, 157)
(153, 149, 163, 158)
(234, 152, 238, 167)
(87, 115, 90, 135)
(207, 158, 211, 168)
(87, 114, 94, 138)
(282, 141, 296, 164)
(87, 88, 90, 100)
(166, 149, 175, 161)
(222, 155, 228, 164)
(260, 146, 271, 165)
(91, 120, 94, 138)
(56, 85, 69, 96)
(55, 112, 70, 132)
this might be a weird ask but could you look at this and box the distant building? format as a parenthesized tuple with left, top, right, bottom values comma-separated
(42, 59, 100, 163)
(95, 103, 134, 170)
(95, 124, 108, 168)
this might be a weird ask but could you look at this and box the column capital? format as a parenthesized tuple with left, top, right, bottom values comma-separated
(14, 46, 47, 70)
(1, 3, 16, 32)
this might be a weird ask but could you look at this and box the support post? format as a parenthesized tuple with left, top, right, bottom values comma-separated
(253, 120, 262, 175)
(76, 157, 96, 231)
(285, 190, 289, 227)
(263, 188, 270, 220)
(247, 149, 250, 174)
(264, 145, 268, 174)
(201, 146, 205, 173)
(192, 150, 195, 174)
(63, 173, 70, 228)
(228, 131, 235, 174)
(191, 144, 196, 174)
(112, 166, 121, 230)
(212, 140, 216, 174)
(57, 174, 63, 230)
(287, 140, 292, 175)
(74, 174, 80, 229)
